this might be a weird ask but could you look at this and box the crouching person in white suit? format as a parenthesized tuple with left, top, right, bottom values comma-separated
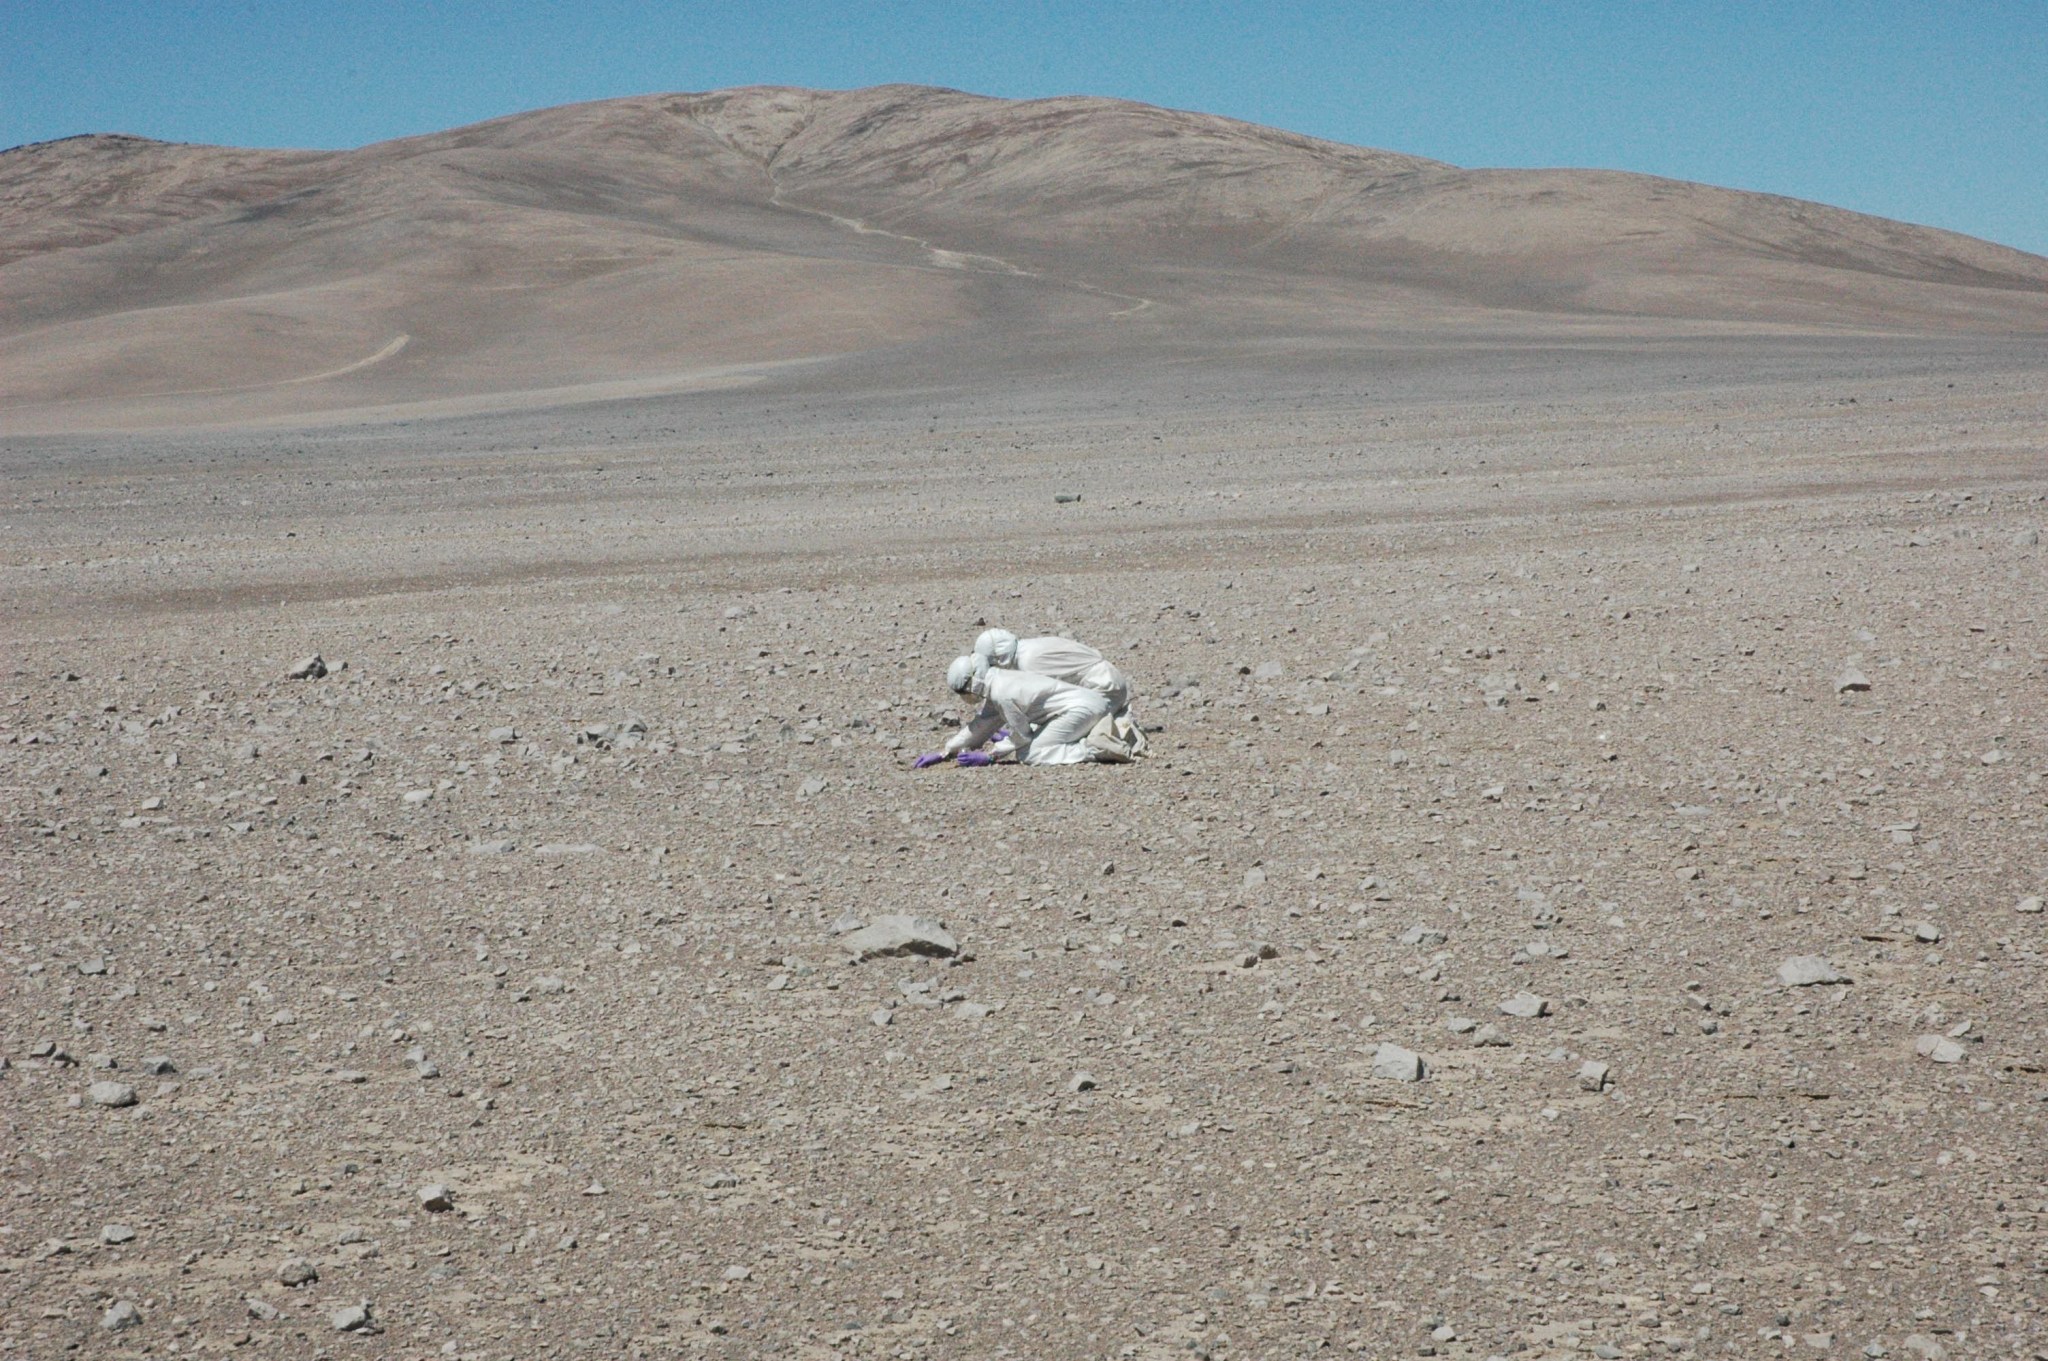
(974, 628, 1130, 712)
(974, 627, 1145, 760)
(911, 655, 1120, 768)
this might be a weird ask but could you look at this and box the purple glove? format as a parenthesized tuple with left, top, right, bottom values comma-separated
(957, 751, 994, 767)
(992, 728, 1010, 742)
(911, 752, 947, 769)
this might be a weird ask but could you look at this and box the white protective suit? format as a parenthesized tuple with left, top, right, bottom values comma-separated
(975, 629, 1131, 713)
(944, 665, 1112, 766)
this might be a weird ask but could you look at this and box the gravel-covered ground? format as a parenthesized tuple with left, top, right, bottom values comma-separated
(5, 336, 2046, 1360)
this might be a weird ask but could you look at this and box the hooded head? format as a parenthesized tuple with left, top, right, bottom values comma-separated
(974, 628, 1020, 668)
(946, 653, 988, 696)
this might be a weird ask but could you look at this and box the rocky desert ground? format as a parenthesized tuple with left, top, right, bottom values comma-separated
(4, 86, 2047, 1361)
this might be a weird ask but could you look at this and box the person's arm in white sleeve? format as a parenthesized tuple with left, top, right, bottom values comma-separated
(991, 693, 1034, 759)
(943, 700, 1005, 756)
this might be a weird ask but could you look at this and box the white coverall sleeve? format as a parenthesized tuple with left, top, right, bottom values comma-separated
(943, 700, 1006, 756)
(993, 692, 1036, 760)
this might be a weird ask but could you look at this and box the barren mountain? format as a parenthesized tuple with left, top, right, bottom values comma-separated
(4, 83, 2047, 430)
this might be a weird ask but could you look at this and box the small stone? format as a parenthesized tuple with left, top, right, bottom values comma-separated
(1370, 1043, 1427, 1082)
(1252, 661, 1284, 681)
(1468, 1024, 1510, 1048)
(88, 1080, 137, 1107)
(142, 1056, 176, 1075)
(1069, 1071, 1098, 1092)
(582, 1181, 607, 1196)
(829, 910, 866, 935)
(2017, 896, 2043, 915)
(489, 727, 518, 743)
(723, 1264, 751, 1281)
(1778, 955, 1847, 987)
(1497, 991, 1550, 1019)
(955, 1001, 993, 1020)
(102, 1301, 142, 1331)
(1912, 922, 1942, 943)
(530, 976, 568, 995)
(330, 1303, 372, 1333)
(77, 956, 108, 975)
(469, 839, 515, 856)
(277, 1256, 319, 1286)
(1242, 866, 1267, 890)
(868, 1007, 893, 1027)
(1834, 664, 1871, 693)
(1444, 1016, 1478, 1035)
(287, 655, 328, 680)
(101, 1224, 136, 1244)
(799, 777, 828, 797)
(2014, 527, 2040, 547)
(836, 914, 957, 962)
(246, 1296, 279, 1321)
(1915, 1035, 1965, 1064)
(1578, 1060, 1612, 1092)
(417, 1183, 454, 1212)
(1398, 926, 1448, 947)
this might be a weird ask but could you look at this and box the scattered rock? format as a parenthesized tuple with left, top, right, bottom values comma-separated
(1068, 1071, 1098, 1092)
(88, 1080, 137, 1108)
(1914, 1035, 1965, 1064)
(1469, 1024, 1510, 1047)
(1370, 1043, 1427, 1082)
(1578, 1060, 1612, 1092)
(287, 654, 328, 680)
(102, 1301, 142, 1331)
(417, 1183, 454, 1212)
(101, 1224, 136, 1244)
(1833, 663, 1872, 693)
(277, 1256, 319, 1286)
(1398, 925, 1448, 947)
(836, 914, 958, 962)
(246, 1297, 279, 1321)
(1912, 922, 1942, 943)
(330, 1303, 373, 1333)
(1778, 955, 1847, 987)
(2017, 896, 2043, 915)
(1497, 992, 1550, 1019)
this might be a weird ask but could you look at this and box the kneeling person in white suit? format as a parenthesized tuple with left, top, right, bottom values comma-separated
(913, 655, 1116, 767)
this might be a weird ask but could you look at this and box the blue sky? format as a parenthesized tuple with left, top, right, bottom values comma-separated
(6, 1, 2044, 255)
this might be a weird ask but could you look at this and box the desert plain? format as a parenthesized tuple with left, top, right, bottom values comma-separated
(3, 87, 2047, 1361)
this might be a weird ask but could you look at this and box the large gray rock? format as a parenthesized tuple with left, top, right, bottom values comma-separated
(102, 1301, 142, 1331)
(1915, 1035, 1965, 1064)
(1778, 955, 1847, 987)
(1370, 1043, 1428, 1082)
(331, 1303, 373, 1333)
(1497, 991, 1550, 1019)
(836, 914, 958, 962)
(88, 1080, 137, 1108)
